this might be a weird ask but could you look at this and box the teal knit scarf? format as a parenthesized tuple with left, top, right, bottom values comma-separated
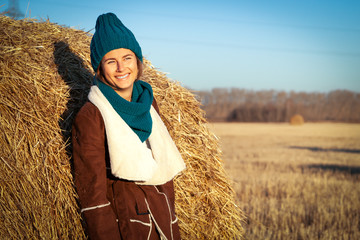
(95, 78, 153, 142)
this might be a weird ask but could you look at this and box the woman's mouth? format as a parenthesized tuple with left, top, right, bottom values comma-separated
(116, 73, 129, 80)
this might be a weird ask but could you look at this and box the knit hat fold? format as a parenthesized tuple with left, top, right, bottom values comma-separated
(90, 12, 142, 72)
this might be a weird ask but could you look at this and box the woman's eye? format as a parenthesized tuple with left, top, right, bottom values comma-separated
(107, 60, 116, 64)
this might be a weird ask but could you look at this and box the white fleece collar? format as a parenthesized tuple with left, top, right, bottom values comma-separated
(88, 85, 186, 185)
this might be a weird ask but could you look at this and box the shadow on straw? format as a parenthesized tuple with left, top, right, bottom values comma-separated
(53, 41, 93, 166)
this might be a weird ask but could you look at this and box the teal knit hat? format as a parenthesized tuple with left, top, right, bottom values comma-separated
(90, 12, 143, 72)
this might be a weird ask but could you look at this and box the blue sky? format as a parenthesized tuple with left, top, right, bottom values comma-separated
(4, 0, 360, 92)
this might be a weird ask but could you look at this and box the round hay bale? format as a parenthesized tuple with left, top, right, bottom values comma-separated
(0, 15, 244, 239)
(290, 114, 305, 125)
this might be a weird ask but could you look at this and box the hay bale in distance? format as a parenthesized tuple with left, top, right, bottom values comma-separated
(0, 15, 244, 239)
(290, 114, 305, 125)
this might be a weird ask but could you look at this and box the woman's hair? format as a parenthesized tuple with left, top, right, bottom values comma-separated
(96, 57, 143, 87)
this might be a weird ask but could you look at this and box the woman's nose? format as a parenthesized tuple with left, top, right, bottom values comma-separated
(117, 62, 125, 72)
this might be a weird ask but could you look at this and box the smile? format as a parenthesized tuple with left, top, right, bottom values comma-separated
(116, 74, 129, 80)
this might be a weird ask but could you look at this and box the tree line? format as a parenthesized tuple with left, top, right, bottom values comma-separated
(195, 88, 360, 122)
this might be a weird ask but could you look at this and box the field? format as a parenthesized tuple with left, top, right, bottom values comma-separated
(207, 123, 360, 240)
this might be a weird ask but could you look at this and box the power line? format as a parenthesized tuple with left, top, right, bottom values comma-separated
(23, 0, 360, 33)
(132, 10, 360, 34)
(5, 0, 23, 19)
(139, 36, 360, 58)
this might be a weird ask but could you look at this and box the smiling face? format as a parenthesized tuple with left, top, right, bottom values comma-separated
(100, 48, 139, 101)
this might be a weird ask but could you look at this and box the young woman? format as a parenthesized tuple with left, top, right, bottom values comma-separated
(72, 12, 186, 240)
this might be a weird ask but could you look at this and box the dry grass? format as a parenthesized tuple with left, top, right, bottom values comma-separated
(208, 122, 360, 239)
(0, 15, 244, 239)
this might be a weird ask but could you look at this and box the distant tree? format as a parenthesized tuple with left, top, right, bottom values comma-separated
(196, 87, 360, 123)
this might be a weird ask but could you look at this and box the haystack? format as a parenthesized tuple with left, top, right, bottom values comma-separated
(290, 114, 305, 125)
(0, 15, 244, 239)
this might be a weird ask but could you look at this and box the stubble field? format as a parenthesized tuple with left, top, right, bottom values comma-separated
(207, 123, 360, 240)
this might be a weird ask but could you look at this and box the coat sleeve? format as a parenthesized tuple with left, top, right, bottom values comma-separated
(72, 102, 121, 240)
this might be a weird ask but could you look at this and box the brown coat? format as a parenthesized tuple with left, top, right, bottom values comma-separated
(72, 100, 181, 240)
